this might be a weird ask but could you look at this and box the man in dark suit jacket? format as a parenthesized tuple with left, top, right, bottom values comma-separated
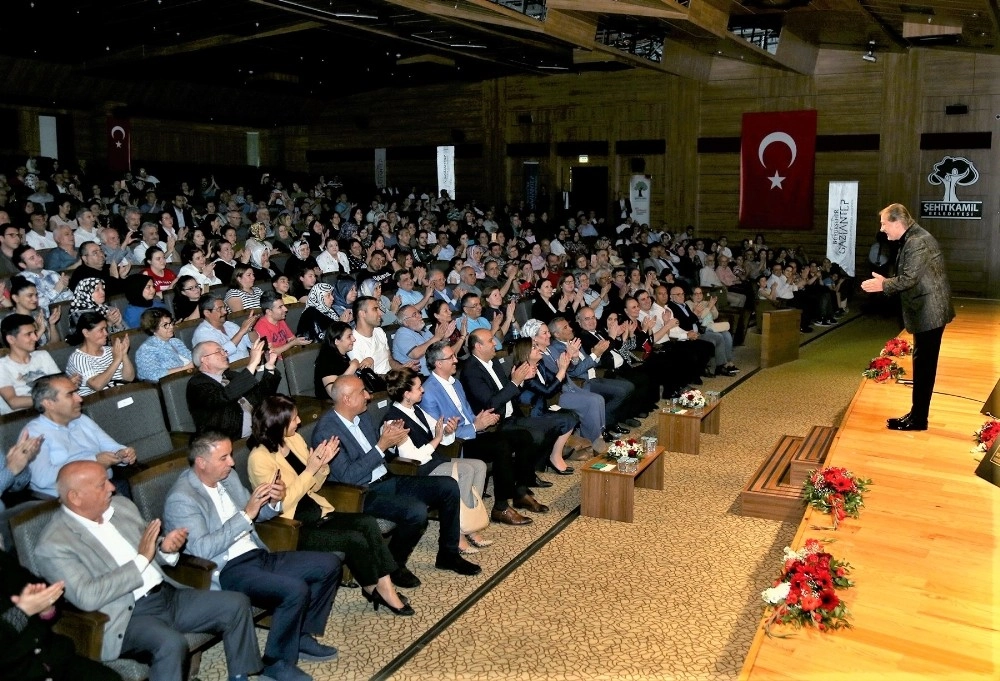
(310, 375, 480, 588)
(862, 203, 955, 430)
(188, 338, 280, 440)
(573, 307, 657, 415)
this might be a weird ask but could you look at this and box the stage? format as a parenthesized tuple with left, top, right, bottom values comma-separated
(739, 298, 1000, 680)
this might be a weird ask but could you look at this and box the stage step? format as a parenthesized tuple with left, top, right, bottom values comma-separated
(789, 425, 838, 488)
(740, 435, 804, 523)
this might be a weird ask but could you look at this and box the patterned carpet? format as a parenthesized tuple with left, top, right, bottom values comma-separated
(192, 313, 899, 681)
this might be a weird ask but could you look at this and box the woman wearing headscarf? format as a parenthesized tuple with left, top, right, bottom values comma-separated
(271, 212, 297, 253)
(331, 277, 357, 322)
(464, 245, 486, 279)
(69, 278, 125, 334)
(122, 274, 167, 328)
(283, 238, 319, 284)
(247, 241, 279, 282)
(358, 277, 397, 325)
(296, 282, 339, 342)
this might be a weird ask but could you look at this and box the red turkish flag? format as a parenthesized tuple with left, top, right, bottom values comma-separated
(739, 110, 816, 230)
(107, 117, 131, 172)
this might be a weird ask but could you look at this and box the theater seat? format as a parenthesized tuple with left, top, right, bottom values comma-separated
(159, 367, 197, 433)
(82, 383, 181, 465)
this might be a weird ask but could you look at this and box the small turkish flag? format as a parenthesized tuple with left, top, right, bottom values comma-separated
(107, 118, 131, 173)
(739, 110, 816, 230)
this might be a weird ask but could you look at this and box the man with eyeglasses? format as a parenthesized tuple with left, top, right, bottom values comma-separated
(392, 305, 460, 376)
(191, 295, 258, 361)
(69, 241, 128, 296)
(459, 293, 502, 351)
(0, 223, 22, 277)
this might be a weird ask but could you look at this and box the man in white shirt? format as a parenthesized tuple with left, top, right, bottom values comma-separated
(133, 223, 177, 264)
(0, 314, 59, 415)
(35, 460, 263, 681)
(73, 207, 102, 247)
(24, 212, 57, 250)
(348, 296, 418, 376)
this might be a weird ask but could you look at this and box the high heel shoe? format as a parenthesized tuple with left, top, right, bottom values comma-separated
(370, 588, 415, 616)
(545, 462, 574, 475)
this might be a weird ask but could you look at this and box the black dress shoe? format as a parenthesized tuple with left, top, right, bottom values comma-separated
(623, 418, 642, 428)
(532, 476, 554, 488)
(435, 552, 482, 576)
(390, 567, 422, 589)
(611, 425, 630, 435)
(888, 418, 927, 431)
(602, 429, 618, 443)
(886, 413, 911, 428)
(545, 462, 574, 475)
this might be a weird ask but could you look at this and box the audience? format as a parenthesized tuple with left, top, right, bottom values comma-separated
(65, 311, 135, 396)
(134, 308, 194, 382)
(0, 314, 59, 414)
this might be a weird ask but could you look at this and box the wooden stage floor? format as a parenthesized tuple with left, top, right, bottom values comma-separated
(739, 298, 1000, 681)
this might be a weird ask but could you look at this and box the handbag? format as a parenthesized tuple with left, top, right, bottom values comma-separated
(357, 367, 386, 393)
(709, 321, 730, 332)
(452, 461, 489, 533)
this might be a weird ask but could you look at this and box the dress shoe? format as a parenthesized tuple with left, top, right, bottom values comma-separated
(886, 413, 911, 428)
(299, 635, 338, 662)
(532, 476, 553, 488)
(435, 552, 483, 576)
(611, 425, 630, 435)
(513, 494, 550, 513)
(715, 366, 738, 377)
(390, 566, 422, 589)
(602, 429, 618, 443)
(369, 588, 415, 616)
(262, 660, 312, 681)
(623, 418, 642, 428)
(702, 367, 716, 378)
(800, 326, 814, 333)
(491, 506, 533, 525)
(888, 417, 927, 431)
(545, 462, 574, 475)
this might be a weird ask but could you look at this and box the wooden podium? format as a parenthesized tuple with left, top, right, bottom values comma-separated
(760, 308, 801, 368)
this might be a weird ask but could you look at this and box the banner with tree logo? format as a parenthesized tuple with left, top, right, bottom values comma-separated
(629, 174, 651, 225)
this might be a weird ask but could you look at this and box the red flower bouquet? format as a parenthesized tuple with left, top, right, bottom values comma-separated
(803, 467, 871, 529)
(862, 356, 904, 382)
(761, 538, 854, 637)
(973, 419, 1000, 453)
(880, 337, 912, 357)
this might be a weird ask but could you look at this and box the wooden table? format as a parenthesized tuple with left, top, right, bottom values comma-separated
(580, 447, 665, 523)
(657, 400, 721, 455)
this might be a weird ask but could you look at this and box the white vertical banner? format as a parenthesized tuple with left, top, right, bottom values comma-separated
(629, 174, 651, 225)
(437, 145, 455, 200)
(826, 181, 858, 276)
(246, 132, 260, 168)
(374, 148, 387, 189)
(38, 115, 58, 159)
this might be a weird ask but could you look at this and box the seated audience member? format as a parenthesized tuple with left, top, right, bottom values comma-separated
(392, 269, 432, 314)
(248, 245, 279, 284)
(296, 282, 339, 342)
(13, 246, 74, 310)
(253, 292, 310, 355)
(24, 374, 137, 499)
(314, 321, 369, 400)
(225, 264, 263, 312)
(69, 278, 125, 335)
(133, 222, 176, 265)
(427, 269, 462, 312)
(284, 238, 321, 284)
(529, 279, 560, 324)
(358, 278, 398, 326)
(163, 432, 341, 681)
(348, 296, 417, 380)
(392, 304, 459, 376)
(420, 340, 549, 525)
(24, 211, 57, 250)
(316, 237, 350, 273)
(0, 430, 44, 549)
(292, 267, 318, 303)
(171, 274, 203, 321)
(35, 460, 261, 681)
(9, 275, 61, 348)
(69, 241, 127, 296)
(331, 277, 357, 320)
(122, 274, 168, 329)
(574, 307, 657, 416)
(188, 339, 280, 441)
(65, 311, 135, 397)
(311, 375, 480, 588)
(142, 246, 177, 294)
(687, 286, 738, 376)
(0, 223, 22, 278)
(662, 285, 725, 378)
(211, 239, 239, 286)
(384, 368, 492, 551)
(135, 308, 194, 382)
(0, 314, 59, 415)
(699, 254, 723, 288)
(100, 226, 138, 268)
(177, 244, 221, 288)
(270, 273, 298, 305)
(459, 293, 502, 350)
(248, 395, 413, 616)
(0, 542, 122, 681)
(191, 295, 256, 361)
(44, 225, 80, 272)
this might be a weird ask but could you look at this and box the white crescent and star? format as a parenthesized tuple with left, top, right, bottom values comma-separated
(111, 125, 126, 149)
(757, 131, 797, 190)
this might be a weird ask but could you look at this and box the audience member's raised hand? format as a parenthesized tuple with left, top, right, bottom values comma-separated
(377, 420, 410, 450)
(511, 361, 534, 385)
(12, 580, 64, 617)
(160, 527, 188, 554)
(139, 519, 162, 561)
(248, 338, 266, 366)
(473, 409, 500, 431)
(240, 310, 259, 334)
(6, 430, 43, 475)
(444, 416, 460, 434)
(245, 481, 274, 518)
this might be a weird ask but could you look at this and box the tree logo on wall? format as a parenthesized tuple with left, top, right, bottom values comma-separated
(632, 179, 649, 198)
(920, 155, 982, 220)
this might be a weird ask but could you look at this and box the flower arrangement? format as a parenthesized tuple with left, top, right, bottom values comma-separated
(802, 467, 871, 529)
(862, 356, 905, 382)
(973, 418, 1000, 453)
(880, 337, 912, 357)
(761, 539, 853, 637)
(678, 389, 706, 408)
(605, 438, 644, 461)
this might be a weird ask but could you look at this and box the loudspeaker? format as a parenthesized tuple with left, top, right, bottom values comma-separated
(945, 104, 969, 116)
(516, 113, 533, 126)
(630, 157, 646, 173)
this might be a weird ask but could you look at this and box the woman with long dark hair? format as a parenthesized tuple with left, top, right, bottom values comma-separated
(65, 311, 134, 396)
(314, 321, 371, 400)
(248, 395, 413, 615)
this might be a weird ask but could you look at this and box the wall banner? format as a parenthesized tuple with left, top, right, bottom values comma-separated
(826, 181, 857, 276)
(437, 145, 455, 200)
(374, 148, 387, 190)
(629, 174, 651, 225)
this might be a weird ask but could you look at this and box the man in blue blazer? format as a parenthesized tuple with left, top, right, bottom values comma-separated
(164, 432, 341, 681)
(311, 375, 480, 588)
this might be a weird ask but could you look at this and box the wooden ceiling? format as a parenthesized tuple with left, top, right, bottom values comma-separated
(0, 0, 994, 105)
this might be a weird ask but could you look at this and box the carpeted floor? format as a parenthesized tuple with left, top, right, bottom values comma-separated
(193, 313, 900, 681)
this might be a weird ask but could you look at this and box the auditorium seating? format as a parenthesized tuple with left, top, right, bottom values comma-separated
(81, 383, 184, 465)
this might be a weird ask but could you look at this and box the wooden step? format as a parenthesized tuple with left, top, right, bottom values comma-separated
(740, 435, 804, 523)
(789, 425, 838, 488)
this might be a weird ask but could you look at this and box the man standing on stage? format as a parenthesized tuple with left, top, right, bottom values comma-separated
(861, 203, 954, 431)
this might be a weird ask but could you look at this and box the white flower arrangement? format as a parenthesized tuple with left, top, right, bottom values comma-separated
(606, 438, 644, 461)
(678, 389, 706, 408)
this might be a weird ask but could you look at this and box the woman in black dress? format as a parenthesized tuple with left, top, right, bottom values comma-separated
(314, 321, 371, 399)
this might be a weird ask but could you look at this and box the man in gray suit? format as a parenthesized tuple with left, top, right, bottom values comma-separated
(862, 203, 955, 430)
(35, 460, 262, 681)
